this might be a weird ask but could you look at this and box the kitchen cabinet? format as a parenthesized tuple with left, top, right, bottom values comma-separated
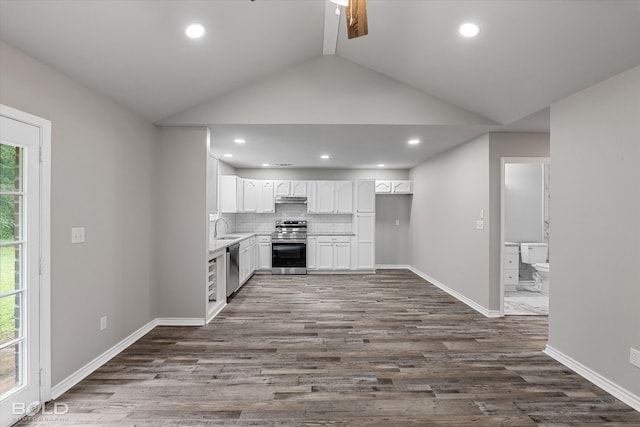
(316, 236, 351, 270)
(259, 180, 275, 213)
(307, 236, 317, 270)
(375, 180, 413, 194)
(220, 175, 243, 213)
(239, 236, 257, 286)
(206, 251, 227, 323)
(275, 180, 307, 197)
(308, 181, 353, 214)
(354, 213, 375, 270)
(257, 235, 272, 270)
(355, 180, 375, 213)
(242, 179, 259, 212)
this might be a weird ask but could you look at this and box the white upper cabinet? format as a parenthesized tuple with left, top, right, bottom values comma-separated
(220, 175, 241, 213)
(375, 180, 392, 193)
(274, 180, 307, 197)
(242, 179, 259, 212)
(375, 180, 413, 194)
(274, 180, 291, 197)
(259, 180, 275, 213)
(355, 180, 375, 212)
(309, 181, 353, 214)
(335, 181, 353, 213)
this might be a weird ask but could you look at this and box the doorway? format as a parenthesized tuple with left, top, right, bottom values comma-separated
(0, 105, 51, 426)
(500, 157, 550, 316)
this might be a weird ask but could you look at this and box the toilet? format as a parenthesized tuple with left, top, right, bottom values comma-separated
(520, 243, 550, 294)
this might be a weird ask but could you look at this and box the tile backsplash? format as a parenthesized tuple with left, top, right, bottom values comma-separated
(224, 204, 352, 234)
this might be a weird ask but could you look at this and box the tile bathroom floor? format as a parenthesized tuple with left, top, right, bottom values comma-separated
(505, 287, 549, 315)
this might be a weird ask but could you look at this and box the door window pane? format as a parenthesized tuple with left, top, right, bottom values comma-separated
(0, 245, 22, 293)
(0, 195, 22, 243)
(0, 342, 23, 395)
(0, 144, 22, 192)
(0, 293, 22, 345)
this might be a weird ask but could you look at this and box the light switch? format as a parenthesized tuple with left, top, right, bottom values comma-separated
(395, 219, 400, 226)
(71, 227, 85, 244)
(479, 209, 484, 219)
(475, 220, 484, 230)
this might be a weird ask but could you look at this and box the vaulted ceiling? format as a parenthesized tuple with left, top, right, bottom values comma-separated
(1, 0, 639, 168)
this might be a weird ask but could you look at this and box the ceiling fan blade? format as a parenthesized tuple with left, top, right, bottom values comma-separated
(346, 0, 368, 39)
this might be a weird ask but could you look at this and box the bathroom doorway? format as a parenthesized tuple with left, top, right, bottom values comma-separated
(500, 157, 550, 316)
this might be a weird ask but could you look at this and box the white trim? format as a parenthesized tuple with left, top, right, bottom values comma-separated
(206, 302, 227, 323)
(544, 345, 640, 412)
(156, 318, 205, 326)
(307, 270, 371, 275)
(50, 319, 158, 400)
(408, 266, 501, 318)
(375, 264, 412, 269)
(0, 104, 53, 403)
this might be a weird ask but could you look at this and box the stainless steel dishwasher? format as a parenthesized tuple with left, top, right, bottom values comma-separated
(226, 243, 240, 297)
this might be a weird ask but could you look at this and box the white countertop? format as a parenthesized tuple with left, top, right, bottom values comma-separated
(208, 232, 256, 257)
(308, 232, 355, 236)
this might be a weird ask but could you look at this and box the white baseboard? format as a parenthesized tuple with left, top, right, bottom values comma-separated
(408, 266, 501, 318)
(206, 302, 227, 323)
(50, 318, 158, 399)
(544, 345, 640, 412)
(376, 264, 412, 269)
(156, 317, 205, 326)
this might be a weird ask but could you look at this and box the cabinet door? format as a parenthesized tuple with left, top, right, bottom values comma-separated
(239, 247, 249, 284)
(317, 242, 334, 269)
(335, 181, 353, 213)
(307, 237, 317, 269)
(243, 179, 258, 212)
(375, 180, 391, 193)
(334, 243, 351, 270)
(355, 180, 375, 212)
(291, 181, 308, 196)
(274, 180, 291, 197)
(392, 180, 413, 194)
(250, 243, 257, 274)
(316, 181, 335, 213)
(259, 181, 275, 213)
(258, 242, 272, 270)
(220, 175, 239, 213)
(306, 181, 317, 213)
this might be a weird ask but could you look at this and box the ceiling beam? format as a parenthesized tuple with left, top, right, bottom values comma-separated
(322, 0, 340, 55)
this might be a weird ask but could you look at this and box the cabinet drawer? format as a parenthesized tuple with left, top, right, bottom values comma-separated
(318, 236, 351, 243)
(258, 235, 271, 243)
(504, 245, 519, 255)
(504, 269, 519, 284)
(504, 254, 519, 268)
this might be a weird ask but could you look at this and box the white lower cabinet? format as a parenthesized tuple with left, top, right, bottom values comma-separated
(354, 213, 375, 270)
(258, 235, 271, 270)
(315, 236, 351, 270)
(239, 236, 257, 286)
(307, 236, 317, 270)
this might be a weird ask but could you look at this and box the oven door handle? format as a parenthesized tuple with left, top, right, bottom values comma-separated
(272, 239, 307, 244)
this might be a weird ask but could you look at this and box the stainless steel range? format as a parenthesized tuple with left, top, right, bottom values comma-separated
(271, 220, 307, 275)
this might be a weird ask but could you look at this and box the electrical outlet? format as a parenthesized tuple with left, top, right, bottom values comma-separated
(631, 348, 640, 369)
(395, 219, 400, 226)
(100, 316, 107, 331)
(476, 220, 484, 230)
(71, 227, 85, 244)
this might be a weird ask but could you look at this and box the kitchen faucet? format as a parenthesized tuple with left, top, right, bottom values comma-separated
(213, 217, 229, 239)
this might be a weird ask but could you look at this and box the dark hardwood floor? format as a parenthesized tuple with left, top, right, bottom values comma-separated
(23, 270, 640, 426)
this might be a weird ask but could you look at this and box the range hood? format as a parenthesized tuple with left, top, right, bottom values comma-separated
(275, 196, 307, 205)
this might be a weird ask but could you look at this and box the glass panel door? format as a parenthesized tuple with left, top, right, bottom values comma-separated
(0, 114, 42, 426)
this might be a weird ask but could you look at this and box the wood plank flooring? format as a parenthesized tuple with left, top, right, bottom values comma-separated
(24, 270, 640, 426)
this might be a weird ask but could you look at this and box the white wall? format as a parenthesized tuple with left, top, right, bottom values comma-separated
(154, 126, 208, 319)
(0, 42, 156, 384)
(376, 195, 411, 265)
(549, 66, 640, 398)
(409, 135, 491, 308)
(504, 163, 544, 243)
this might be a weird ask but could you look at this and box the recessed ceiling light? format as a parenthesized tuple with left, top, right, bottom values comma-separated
(262, 163, 270, 167)
(320, 154, 330, 159)
(459, 22, 479, 38)
(234, 138, 245, 144)
(377, 164, 385, 168)
(223, 153, 232, 158)
(408, 139, 420, 145)
(185, 24, 205, 39)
